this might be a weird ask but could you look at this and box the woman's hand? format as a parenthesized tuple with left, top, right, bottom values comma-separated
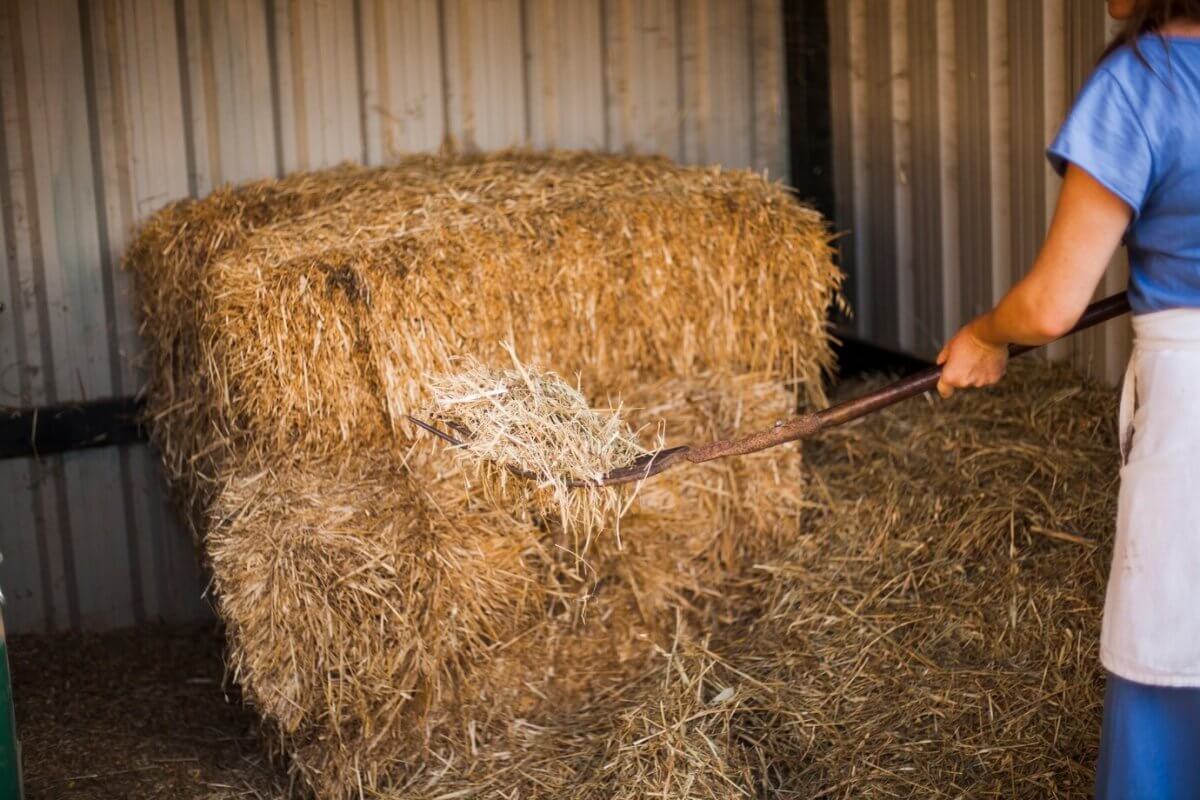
(935, 317, 1009, 398)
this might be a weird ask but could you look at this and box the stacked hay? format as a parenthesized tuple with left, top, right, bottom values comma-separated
(128, 151, 840, 797)
(391, 362, 1116, 799)
(129, 152, 839, 522)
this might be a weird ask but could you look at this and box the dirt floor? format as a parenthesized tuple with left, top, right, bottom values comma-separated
(10, 624, 285, 799)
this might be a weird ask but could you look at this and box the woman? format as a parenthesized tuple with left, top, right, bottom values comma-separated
(936, 1, 1200, 796)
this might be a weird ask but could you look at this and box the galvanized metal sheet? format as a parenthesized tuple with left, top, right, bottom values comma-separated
(827, 0, 1134, 380)
(0, 0, 789, 633)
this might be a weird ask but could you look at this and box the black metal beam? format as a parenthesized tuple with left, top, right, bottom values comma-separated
(0, 397, 146, 460)
(0, 330, 928, 461)
(782, 0, 834, 222)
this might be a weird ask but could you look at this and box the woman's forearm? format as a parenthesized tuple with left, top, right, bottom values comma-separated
(970, 279, 1090, 348)
(968, 164, 1132, 349)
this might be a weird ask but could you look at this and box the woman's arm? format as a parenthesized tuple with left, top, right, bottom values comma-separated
(936, 163, 1133, 398)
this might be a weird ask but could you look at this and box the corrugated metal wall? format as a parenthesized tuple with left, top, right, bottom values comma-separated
(828, 0, 1134, 379)
(0, 0, 788, 633)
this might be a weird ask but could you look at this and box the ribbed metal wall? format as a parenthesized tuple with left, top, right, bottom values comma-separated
(0, 0, 787, 634)
(828, 0, 1134, 378)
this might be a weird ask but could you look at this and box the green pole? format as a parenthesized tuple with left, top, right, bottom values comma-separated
(0, 603, 22, 800)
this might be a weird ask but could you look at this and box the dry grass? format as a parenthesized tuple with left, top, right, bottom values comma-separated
(129, 150, 1115, 799)
(126, 150, 840, 798)
(127, 151, 841, 531)
(397, 361, 1117, 800)
(425, 345, 654, 543)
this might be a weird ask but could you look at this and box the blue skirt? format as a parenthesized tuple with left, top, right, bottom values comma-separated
(1096, 672, 1200, 799)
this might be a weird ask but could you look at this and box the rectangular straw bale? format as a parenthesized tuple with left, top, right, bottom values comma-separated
(127, 151, 842, 523)
(201, 371, 803, 797)
(206, 452, 551, 795)
(571, 371, 808, 616)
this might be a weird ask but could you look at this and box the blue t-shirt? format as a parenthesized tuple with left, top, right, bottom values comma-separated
(1047, 36, 1200, 315)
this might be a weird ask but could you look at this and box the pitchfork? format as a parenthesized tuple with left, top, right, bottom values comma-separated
(408, 292, 1130, 488)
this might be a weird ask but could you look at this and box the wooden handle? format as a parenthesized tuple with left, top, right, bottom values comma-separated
(814, 291, 1131, 430)
(685, 291, 1130, 465)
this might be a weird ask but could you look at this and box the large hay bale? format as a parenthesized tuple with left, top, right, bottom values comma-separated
(128, 151, 841, 798)
(128, 152, 840, 520)
(202, 371, 806, 796)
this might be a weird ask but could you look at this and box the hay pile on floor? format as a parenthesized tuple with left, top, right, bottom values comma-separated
(127, 151, 840, 797)
(391, 361, 1117, 800)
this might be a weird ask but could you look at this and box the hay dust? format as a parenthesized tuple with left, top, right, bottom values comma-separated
(425, 345, 661, 546)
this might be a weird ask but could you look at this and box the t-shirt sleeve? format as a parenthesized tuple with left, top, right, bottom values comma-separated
(1047, 69, 1155, 217)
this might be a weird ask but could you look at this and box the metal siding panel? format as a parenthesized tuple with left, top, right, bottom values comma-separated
(273, 0, 303, 171)
(907, 0, 944, 354)
(179, 0, 217, 194)
(201, 0, 279, 182)
(26, 0, 137, 631)
(0, 0, 77, 633)
(750, 0, 786, 180)
(63, 450, 137, 630)
(0, 460, 45, 633)
(324, 0, 362, 165)
(362, 0, 445, 159)
(863, 0, 895, 345)
(24, 1, 107, 401)
(1007, 0, 1046, 292)
(359, 0, 383, 161)
(444, 0, 527, 152)
(526, 0, 606, 150)
(987, 0, 1010, 307)
(935, 0, 960, 339)
(711, 0, 754, 168)
(0, 0, 795, 632)
(820, 0, 1131, 379)
(889, 0, 913, 352)
(245, 0, 280, 175)
(0, 0, 210, 634)
(18, 4, 99, 635)
(0, 195, 46, 634)
(605, 0, 681, 159)
(293, 0, 326, 167)
(82, 0, 147, 625)
(681, 0, 753, 168)
(0, 45, 26, 411)
(954, 3, 992, 324)
(86, 1, 139, 394)
(96, 0, 198, 626)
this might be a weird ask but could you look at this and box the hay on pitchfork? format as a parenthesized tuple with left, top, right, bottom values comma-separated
(424, 345, 659, 544)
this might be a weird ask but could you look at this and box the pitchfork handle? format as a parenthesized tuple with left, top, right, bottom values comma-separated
(813, 291, 1131, 431)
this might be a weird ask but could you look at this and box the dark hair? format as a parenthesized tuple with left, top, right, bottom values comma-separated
(1102, 0, 1200, 61)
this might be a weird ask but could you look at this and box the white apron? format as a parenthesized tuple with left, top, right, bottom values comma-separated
(1102, 308, 1200, 687)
